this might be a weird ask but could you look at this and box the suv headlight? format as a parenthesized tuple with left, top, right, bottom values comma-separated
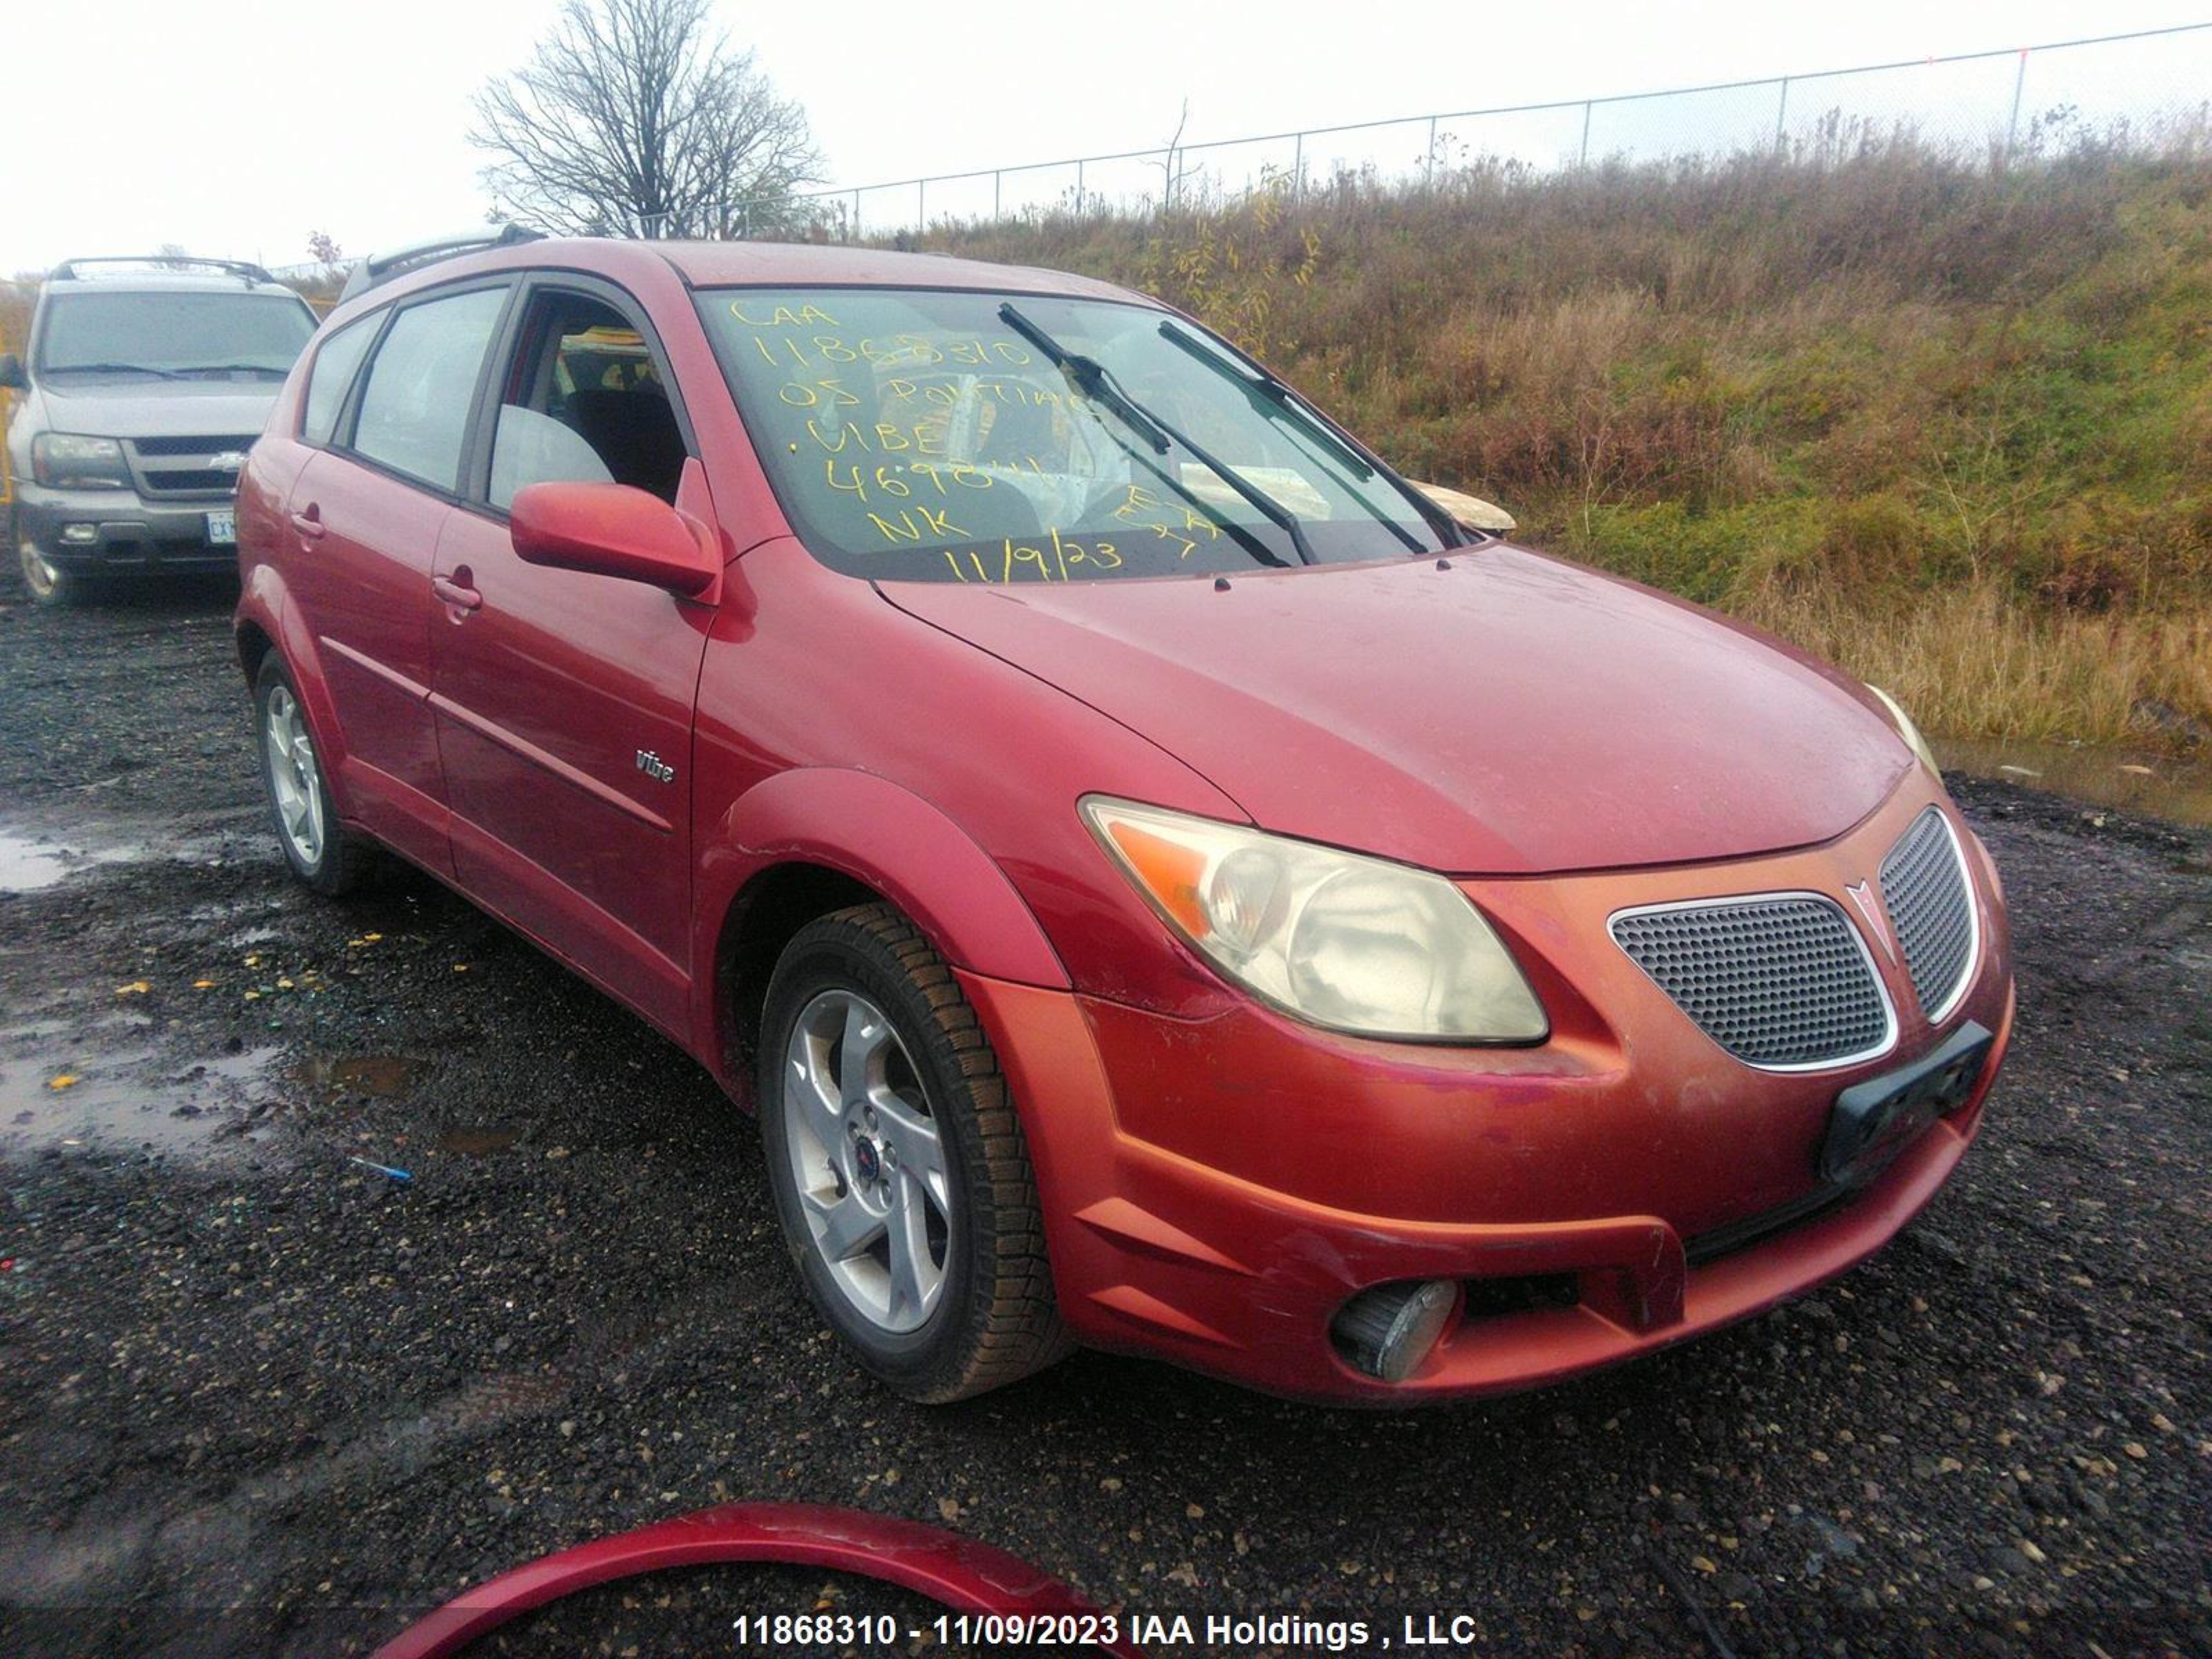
(31, 433, 131, 489)
(1082, 797, 1548, 1042)
(1867, 686, 1938, 776)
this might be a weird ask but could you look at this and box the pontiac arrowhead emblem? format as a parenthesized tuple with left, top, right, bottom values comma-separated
(1846, 879, 1897, 964)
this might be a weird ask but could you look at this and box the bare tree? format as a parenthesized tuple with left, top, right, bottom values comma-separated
(471, 0, 824, 238)
(1155, 100, 1201, 213)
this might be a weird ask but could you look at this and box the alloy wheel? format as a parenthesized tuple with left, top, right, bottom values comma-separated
(780, 988, 951, 1335)
(264, 684, 327, 868)
(19, 541, 59, 601)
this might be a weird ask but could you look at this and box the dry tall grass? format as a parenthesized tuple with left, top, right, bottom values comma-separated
(1741, 579, 2212, 748)
(928, 135, 2212, 748)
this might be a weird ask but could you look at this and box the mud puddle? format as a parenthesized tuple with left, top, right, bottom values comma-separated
(0, 818, 236, 894)
(0, 1035, 448, 1157)
(1937, 738, 2212, 830)
(0, 827, 140, 894)
(0, 1035, 286, 1156)
(294, 1053, 422, 1098)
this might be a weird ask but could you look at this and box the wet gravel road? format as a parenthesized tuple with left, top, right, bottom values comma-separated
(0, 583, 2206, 1658)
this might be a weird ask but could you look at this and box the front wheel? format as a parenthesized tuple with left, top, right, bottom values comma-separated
(757, 903, 1067, 1402)
(254, 655, 369, 894)
(17, 527, 91, 607)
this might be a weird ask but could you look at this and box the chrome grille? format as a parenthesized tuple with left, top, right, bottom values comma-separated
(1881, 807, 1976, 1019)
(124, 436, 251, 498)
(133, 467, 240, 494)
(130, 433, 256, 457)
(1611, 896, 1892, 1069)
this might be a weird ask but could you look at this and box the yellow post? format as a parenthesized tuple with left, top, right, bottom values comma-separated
(0, 324, 14, 510)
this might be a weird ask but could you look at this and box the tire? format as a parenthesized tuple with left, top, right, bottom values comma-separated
(254, 654, 371, 895)
(757, 902, 1069, 1403)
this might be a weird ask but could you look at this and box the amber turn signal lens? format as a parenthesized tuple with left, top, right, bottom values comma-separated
(1097, 816, 1212, 939)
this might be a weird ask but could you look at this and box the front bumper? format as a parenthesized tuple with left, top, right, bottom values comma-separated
(14, 482, 238, 574)
(963, 778, 2014, 1403)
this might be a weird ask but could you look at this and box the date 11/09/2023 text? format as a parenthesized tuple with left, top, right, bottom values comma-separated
(729, 1610, 1525, 1650)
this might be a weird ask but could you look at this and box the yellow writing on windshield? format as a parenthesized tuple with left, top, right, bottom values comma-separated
(867, 505, 971, 543)
(939, 533, 1125, 583)
(729, 296, 1273, 579)
(729, 301, 841, 327)
(804, 420, 953, 459)
(747, 332, 1033, 371)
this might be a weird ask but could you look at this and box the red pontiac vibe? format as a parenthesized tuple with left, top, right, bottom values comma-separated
(234, 234, 2012, 1404)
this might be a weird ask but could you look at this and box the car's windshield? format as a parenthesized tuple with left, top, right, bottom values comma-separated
(37, 291, 317, 377)
(696, 287, 1444, 583)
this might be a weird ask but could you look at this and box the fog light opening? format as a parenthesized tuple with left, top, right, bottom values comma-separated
(60, 523, 99, 545)
(1331, 1279, 1457, 1383)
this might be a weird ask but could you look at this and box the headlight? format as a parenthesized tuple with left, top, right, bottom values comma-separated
(1082, 797, 1548, 1042)
(1867, 686, 1938, 776)
(31, 433, 131, 489)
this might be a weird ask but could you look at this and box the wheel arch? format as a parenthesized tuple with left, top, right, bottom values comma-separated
(235, 616, 276, 686)
(713, 860, 879, 1108)
(696, 769, 1071, 1108)
(234, 567, 355, 817)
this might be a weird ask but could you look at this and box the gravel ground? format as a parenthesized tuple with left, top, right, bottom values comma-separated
(0, 581, 2206, 1658)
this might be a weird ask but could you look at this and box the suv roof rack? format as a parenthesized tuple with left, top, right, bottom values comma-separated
(338, 225, 545, 302)
(50, 255, 277, 285)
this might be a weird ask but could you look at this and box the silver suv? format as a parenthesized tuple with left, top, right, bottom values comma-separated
(0, 258, 319, 603)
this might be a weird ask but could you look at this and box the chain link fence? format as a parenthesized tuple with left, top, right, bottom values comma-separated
(672, 22, 2212, 243)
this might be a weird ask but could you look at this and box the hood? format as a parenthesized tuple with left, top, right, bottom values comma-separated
(33, 378, 281, 440)
(882, 546, 1913, 875)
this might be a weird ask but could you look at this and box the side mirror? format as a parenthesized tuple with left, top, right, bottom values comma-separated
(509, 482, 718, 598)
(0, 353, 26, 391)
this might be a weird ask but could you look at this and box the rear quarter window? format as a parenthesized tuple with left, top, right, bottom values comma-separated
(299, 315, 379, 447)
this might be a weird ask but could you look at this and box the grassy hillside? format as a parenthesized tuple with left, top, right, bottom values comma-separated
(6, 144, 2205, 746)
(921, 140, 2212, 749)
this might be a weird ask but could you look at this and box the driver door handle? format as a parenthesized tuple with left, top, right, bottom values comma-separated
(431, 575, 482, 613)
(290, 507, 326, 541)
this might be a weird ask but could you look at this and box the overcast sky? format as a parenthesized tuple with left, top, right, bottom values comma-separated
(8, 0, 2209, 274)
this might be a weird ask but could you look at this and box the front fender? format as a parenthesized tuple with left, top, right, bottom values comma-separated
(701, 765, 1069, 985)
(691, 768, 1071, 1087)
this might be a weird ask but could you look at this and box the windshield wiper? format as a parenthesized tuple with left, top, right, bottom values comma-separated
(1160, 322, 1425, 555)
(998, 302, 1312, 567)
(47, 361, 184, 379)
(1159, 321, 1378, 482)
(998, 304, 1169, 453)
(1159, 321, 1459, 552)
(171, 362, 288, 377)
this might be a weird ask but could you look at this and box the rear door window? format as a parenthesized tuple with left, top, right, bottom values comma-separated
(350, 288, 509, 493)
(299, 313, 379, 446)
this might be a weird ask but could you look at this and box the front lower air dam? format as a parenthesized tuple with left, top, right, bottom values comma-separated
(1331, 1280, 1459, 1382)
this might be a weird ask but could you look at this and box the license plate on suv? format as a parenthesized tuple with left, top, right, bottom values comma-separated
(1819, 1021, 1993, 1188)
(205, 509, 236, 547)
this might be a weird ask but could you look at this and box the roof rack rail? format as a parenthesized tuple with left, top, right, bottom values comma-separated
(50, 255, 277, 285)
(338, 225, 545, 302)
